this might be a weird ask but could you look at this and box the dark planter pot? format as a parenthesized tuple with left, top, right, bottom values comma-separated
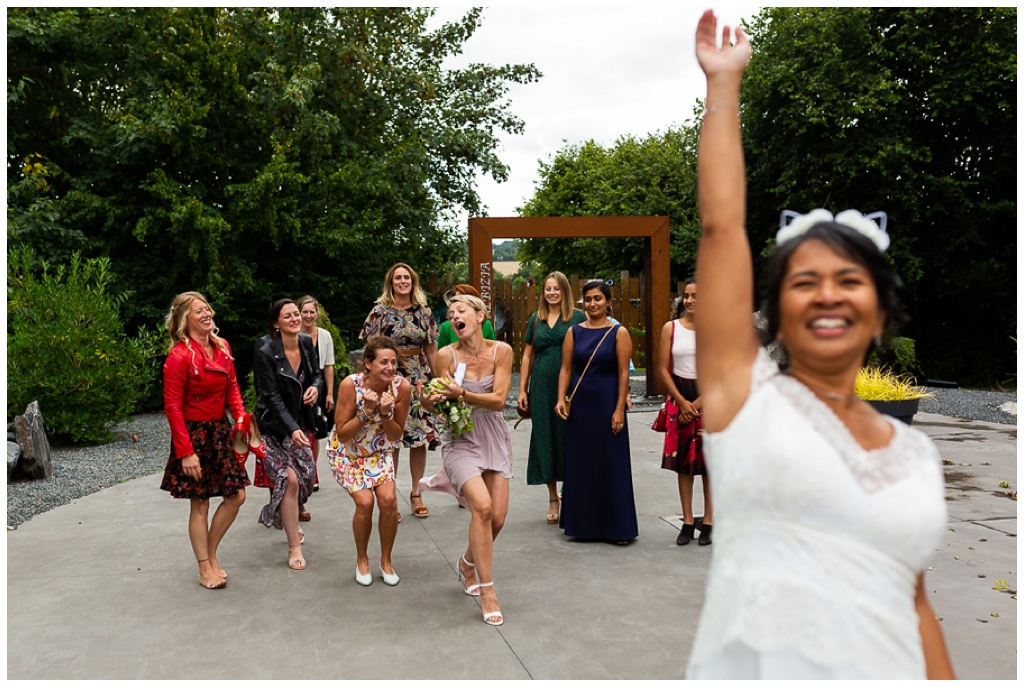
(866, 398, 920, 426)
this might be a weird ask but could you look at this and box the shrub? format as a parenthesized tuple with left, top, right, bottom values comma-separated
(855, 366, 934, 401)
(7, 248, 162, 443)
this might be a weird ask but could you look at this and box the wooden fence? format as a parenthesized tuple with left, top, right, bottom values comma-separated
(432, 272, 692, 373)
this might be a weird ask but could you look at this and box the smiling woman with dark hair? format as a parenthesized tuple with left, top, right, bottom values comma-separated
(684, 11, 952, 679)
(554, 280, 638, 545)
(252, 298, 324, 571)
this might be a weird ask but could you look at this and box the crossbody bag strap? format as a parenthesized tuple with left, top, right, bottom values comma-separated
(567, 325, 616, 403)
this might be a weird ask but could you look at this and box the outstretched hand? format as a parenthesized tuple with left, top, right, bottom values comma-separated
(695, 9, 751, 78)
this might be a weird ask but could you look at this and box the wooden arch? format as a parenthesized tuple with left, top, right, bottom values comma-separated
(468, 216, 670, 397)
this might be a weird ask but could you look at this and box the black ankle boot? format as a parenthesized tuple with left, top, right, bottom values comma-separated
(698, 523, 713, 545)
(676, 523, 695, 545)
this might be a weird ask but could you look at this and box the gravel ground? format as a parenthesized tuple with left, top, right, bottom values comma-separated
(918, 387, 1017, 425)
(8, 383, 1016, 529)
(7, 413, 170, 529)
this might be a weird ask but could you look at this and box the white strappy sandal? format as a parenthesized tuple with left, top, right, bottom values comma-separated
(476, 582, 503, 626)
(457, 555, 480, 597)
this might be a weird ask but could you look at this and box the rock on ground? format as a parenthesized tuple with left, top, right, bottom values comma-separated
(14, 401, 53, 480)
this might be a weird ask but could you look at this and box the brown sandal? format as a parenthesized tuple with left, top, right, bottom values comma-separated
(299, 509, 312, 522)
(410, 492, 429, 518)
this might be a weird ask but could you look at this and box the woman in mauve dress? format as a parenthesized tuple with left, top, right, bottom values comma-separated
(422, 294, 514, 627)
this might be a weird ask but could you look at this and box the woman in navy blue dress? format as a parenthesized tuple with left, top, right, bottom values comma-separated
(555, 280, 638, 544)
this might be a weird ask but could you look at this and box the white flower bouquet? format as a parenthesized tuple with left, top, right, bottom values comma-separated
(426, 377, 474, 437)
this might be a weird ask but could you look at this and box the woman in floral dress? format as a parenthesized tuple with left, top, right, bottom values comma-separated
(361, 263, 439, 518)
(328, 336, 411, 586)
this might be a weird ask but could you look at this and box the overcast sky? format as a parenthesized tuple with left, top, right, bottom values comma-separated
(425, 6, 762, 235)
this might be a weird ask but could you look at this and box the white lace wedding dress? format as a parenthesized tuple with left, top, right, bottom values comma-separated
(686, 349, 947, 679)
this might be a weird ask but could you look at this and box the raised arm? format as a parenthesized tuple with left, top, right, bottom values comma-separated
(693, 10, 760, 433)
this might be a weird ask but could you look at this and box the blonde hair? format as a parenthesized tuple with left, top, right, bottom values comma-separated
(537, 271, 574, 323)
(295, 295, 320, 325)
(376, 263, 429, 308)
(165, 292, 230, 363)
(448, 293, 487, 314)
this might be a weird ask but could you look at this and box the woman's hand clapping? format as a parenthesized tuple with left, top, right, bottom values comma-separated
(378, 392, 396, 418)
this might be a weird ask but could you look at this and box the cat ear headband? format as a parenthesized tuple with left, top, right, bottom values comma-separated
(778, 209, 890, 252)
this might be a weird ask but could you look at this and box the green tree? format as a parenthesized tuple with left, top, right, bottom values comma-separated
(741, 7, 1016, 385)
(7, 8, 540, 381)
(516, 125, 701, 283)
(7, 248, 162, 443)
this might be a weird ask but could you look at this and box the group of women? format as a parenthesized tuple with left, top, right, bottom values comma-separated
(158, 265, 514, 626)
(158, 10, 954, 676)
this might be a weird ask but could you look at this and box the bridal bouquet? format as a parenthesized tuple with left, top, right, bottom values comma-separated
(426, 377, 474, 438)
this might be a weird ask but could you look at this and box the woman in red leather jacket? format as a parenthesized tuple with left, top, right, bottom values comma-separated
(160, 291, 250, 590)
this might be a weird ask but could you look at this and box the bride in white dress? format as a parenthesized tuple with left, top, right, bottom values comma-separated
(686, 11, 955, 679)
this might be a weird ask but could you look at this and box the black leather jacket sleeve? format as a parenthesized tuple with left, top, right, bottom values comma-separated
(253, 338, 302, 440)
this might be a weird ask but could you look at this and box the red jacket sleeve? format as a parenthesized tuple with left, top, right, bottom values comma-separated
(163, 346, 195, 459)
(223, 340, 246, 421)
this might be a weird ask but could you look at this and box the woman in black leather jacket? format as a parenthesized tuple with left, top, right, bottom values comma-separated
(253, 298, 325, 570)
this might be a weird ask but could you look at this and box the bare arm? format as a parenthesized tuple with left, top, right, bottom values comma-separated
(611, 327, 631, 434)
(915, 573, 955, 679)
(693, 10, 759, 433)
(517, 342, 534, 412)
(658, 321, 686, 407)
(323, 365, 335, 412)
(423, 342, 439, 380)
(554, 328, 575, 420)
(333, 377, 361, 443)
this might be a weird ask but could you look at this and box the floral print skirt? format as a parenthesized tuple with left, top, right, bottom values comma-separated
(161, 418, 250, 500)
(402, 399, 438, 450)
(257, 433, 315, 530)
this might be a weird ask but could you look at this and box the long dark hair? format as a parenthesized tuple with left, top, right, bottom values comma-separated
(673, 276, 697, 320)
(760, 221, 906, 360)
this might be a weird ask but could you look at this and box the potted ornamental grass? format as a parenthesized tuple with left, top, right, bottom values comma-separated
(855, 366, 934, 425)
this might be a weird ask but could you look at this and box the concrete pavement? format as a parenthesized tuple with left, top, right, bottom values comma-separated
(6, 411, 1016, 679)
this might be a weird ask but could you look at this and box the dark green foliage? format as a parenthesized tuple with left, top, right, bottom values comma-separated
(7, 8, 540, 383)
(516, 125, 701, 283)
(741, 7, 1016, 385)
(7, 248, 162, 443)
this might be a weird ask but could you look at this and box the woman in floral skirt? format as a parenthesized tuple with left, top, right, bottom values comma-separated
(161, 291, 250, 590)
(253, 298, 324, 570)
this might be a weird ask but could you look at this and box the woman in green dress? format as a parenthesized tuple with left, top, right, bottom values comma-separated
(517, 271, 585, 523)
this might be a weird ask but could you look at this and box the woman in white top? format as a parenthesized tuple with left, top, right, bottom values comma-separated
(297, 295, 335, 506)
(657, 278, 712, 546)
(687, 11, 953, 679)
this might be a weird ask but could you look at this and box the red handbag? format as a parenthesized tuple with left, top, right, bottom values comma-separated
(651, 322, 675, 433)
(652, 403, 669, 432)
